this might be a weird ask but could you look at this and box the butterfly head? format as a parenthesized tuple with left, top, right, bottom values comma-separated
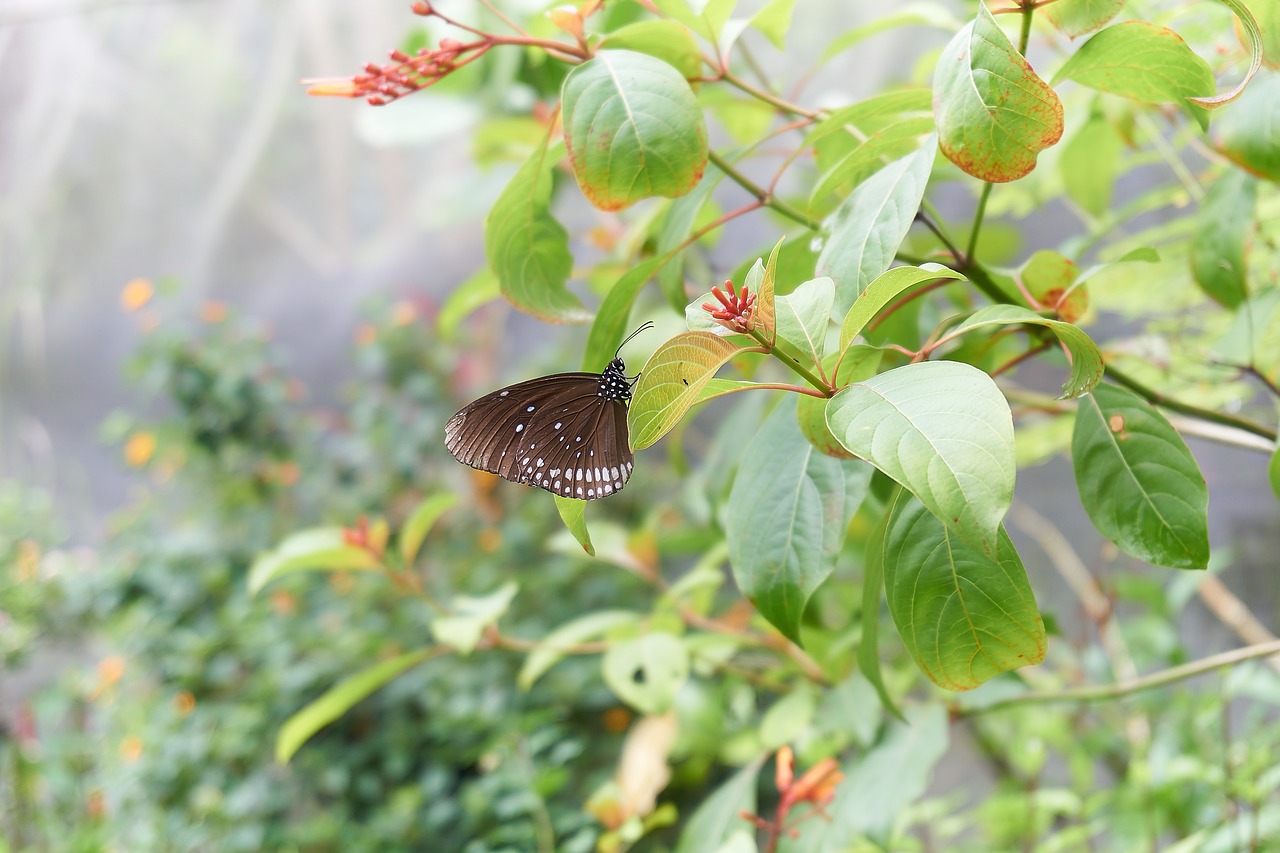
(600, 357, 634, 402)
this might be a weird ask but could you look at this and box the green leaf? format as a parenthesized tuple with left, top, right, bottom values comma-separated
(780, 705, 948, 850)
(1269, 443, 1280, 502)
(1043, 0, 1126, 38)
(1191, 169, 1259, 307)
(248, 527, 381, 595)
(398, 493, 459, 566)
(810, 116, 937, 205)
(822, 4, 963, 61)
(1060, 108, 1122, 218)
(431, 582, 519, 655)
(757, 237, 784, 342)
(858, 500, 905, 721)
(750, 0, 797, 48)
(803, 89, 934, 150)
(582, 257, 665, 371)
(727, 397, 861, 644)
(602, 633, 690, 714)
(1211, 70, 1280, 181)
(760, 684, 817, 749)
(1072, 384, 1210, 569)
(694, 378, 761, 404)
(1051, 22, 1215, 109)
(517, 609, 641, 690)
(553, 494, 595, 555)
(276, 648, 435, 763)
(880, 491, 1046, 691)
(825, 361, 1015, 555)
(940, 305, 1104, 398)
(838, 263, 966, 351)
(629, 331, 746, 450)
(1187, 0, 1263, 108)
(933, 3, 1064, 182)
(1257, 0, 1280, 68)
(652, 0, 737, 43)
(601, 20, 703, 80)
(797, 346, 882, 458)
(485, 136, 588, 323)
(437, 268, 500, 342)
(561, 51, 709, 211)
(674, 759, 763, 853)
(659, 162, 730, 311)
(774, 277, 835, 365)
(817, 137, 937, 316)
(1021, 249, 1088, 322)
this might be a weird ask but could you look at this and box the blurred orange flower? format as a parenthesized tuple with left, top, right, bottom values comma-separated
(201, 301, 228, 323)
(355, 323, 378, 346)
(392, 301, 418, 325)
(120, 735, 143, 763)
(120, 278, 153, 312)
(124, 432, 156, 467)
(174, 691, 196, 716)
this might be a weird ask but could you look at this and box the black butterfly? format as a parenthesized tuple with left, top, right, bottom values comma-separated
(444, 323, 652, 500)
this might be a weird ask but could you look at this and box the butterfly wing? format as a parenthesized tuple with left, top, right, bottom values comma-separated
(445, 372, 635, 500)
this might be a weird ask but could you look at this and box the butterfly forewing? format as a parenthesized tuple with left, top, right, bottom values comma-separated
(445, 369, 635, 500)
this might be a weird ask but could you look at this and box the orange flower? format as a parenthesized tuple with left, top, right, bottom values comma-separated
(124, 432, 156, 467)
(354, 323, 378, 346)
(120, 735, 143, 763)
(270, 590, 297, 615)
(602, 707, 632, 733)
(98, 655, 126, 686)
(201, 301, 228, 323)
(120, 278, 153, 311)
(392, 301, 418, 326)
(15, 539, 40, 582)
(174, 691, 196, 716)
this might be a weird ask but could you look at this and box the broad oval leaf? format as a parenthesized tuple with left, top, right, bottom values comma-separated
(399, 493, 458, 566)
(602, 632, 690, 714)
(1043, 0, 1126, 39)
(485, 136, 588, 322)
(727, 397, 866, 644)
(797, 346, 883, 458)
(825, 361, 1015, 554)
(1211, 71, 1280, 182)
(561, 50, 709, 211)
(1072, 384, 1210, 569)
(1051, 22, 1214, 108)
(817, 136, 937, 315)
(838, 263, 966, 351)
(276, 648, 435, 763)
(517, 609, 641, 690)
(933, 3, 1064, 182)
(881, 492, 1046, 691)
(629, 331, 746, 449)
(774, 277, 835, 365)
(940, 304, 1104, 398)
(248, 527, 381, 595)
(554, 494, 595, 556)
(1191, 168, 1258, 307)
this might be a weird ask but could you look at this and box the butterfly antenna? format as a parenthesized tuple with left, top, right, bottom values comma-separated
(614, 321, 655, 359)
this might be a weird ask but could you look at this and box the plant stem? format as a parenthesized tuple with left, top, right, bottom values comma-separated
(1104, 365, 1278, 442)
(707, 150, 821, 231)
(1019, 2, 1035, 54)
(745, 327, 833, 395)
(964, 638, 1280, 714)
(965, 181, 994, 263)
(719, 69, 819, 119)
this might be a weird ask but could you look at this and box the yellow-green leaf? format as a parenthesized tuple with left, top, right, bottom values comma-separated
(399, 493, 458, 566)
(629, 332, 746, 450)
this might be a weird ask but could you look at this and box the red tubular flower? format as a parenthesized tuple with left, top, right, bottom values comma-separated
(701, 279, 757, 334)
(305, 37, 483, 106)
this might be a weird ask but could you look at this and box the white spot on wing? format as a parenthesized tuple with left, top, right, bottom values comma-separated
(515, 424, 524, 433)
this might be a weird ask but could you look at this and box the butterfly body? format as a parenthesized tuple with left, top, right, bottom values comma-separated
(444, 357, 636, 500)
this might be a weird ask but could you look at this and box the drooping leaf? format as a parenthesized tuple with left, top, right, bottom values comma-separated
(780, 705, 948, 850)
(248, 527, 381, 595)
(518, 610, 641, 690)
(880, 491, 1046, 691)
(554, 494, 595, 556)
(941, 304, 1104, 398)
(797, 346, 882, 458)
(774, 277, 835, 366)
(826, 361, 1015, 555)
(398, 493, 459, 566)
(561, 50, 709, 211)
(602, 633, 690, 714)
(485, 136, 588, 322)
(932, 3, 1064, 182)
(817, 137, 938, 315)
(1187, 0, 1262, 108)
(1072, 384, 1210, 569)
(727, 397, 864, 644)
(629, 332, 747, 449)
(582, 257, 665, 371)
(276, 648, 435, 763)
(1211, 70, 1280, 181)
(600, 20, 703, 80)
(1191, 168, 1258, 307)
(1051, 22, 1215, 110)
(1060, 107, 1122, 218)
(674, 760, 763, 853)
(431, 582, 520, 655)
(838, 263, 967, 351)
(1043, 0, 1126, 38)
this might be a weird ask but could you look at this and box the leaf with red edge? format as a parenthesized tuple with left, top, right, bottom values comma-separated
(933, 3, 1064, 182)
(561, 50, 708, 212)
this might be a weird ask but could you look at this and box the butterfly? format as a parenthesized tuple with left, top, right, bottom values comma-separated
(444, 323, 652, 500)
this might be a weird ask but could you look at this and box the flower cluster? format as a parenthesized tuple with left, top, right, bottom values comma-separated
(305, 36, 479, 106)
(702, 280, 757, 334)
(741, 746, 844, 844)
